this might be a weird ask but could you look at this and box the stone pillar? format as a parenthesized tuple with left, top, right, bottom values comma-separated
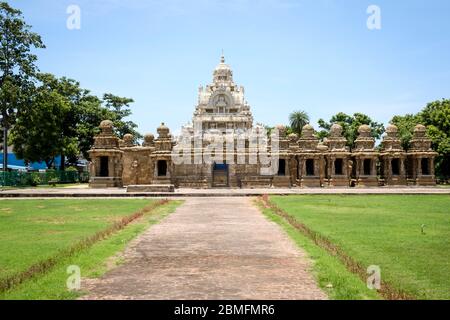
(299, 157, 305, 177)
(400, 158, 405, 176)
(289, 157, 298, 185)
(430, 158, 435, 176)
(330, 157, 335, 176)
(355, 158, 360, 177)
(319, 155, 325, 186)
(417, 157, 422, 176)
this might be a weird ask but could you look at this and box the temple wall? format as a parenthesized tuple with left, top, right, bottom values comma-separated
(121, 147, 154, 185)
(173, 163, 211, 188)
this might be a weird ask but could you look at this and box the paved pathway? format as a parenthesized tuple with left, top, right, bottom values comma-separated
(2, 186, 449, 198)
(81, 197, 327, 300)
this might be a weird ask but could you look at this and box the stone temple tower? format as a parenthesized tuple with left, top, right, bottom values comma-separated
(190, 55, 253, 133)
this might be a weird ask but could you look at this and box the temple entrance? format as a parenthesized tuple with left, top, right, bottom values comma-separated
(364, 159, 372, 175)
(278, 159, 286, 176)
(213, 162, 229, 187)
(335, 159, 343, 175)
(306, 159, 315, 176)
(391, 158, 400, 176)
(99, 156, 109, 177)
(157, 160, 167, 177)
(421, 158, 430, 175)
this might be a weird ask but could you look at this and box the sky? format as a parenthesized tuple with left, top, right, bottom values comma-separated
(9, 0, 450, 136)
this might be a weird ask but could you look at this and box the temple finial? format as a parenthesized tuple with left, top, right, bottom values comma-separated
(220, 49, 225, 63)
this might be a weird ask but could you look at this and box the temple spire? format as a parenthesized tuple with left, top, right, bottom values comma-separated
(220, 50, 225, 63)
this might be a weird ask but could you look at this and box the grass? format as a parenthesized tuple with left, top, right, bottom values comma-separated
(35, 183, 87, 188)
(267, 195, 450, 300)
(0, 199, 182, 299)
(256, 199, 380, 300)
(0, 183, 86, 190)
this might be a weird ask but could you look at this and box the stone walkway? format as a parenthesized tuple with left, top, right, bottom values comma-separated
(80, 197, 327, 300)
(1, 186, 449, 198)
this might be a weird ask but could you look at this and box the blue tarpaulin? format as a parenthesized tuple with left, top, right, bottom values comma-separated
(0, 153, 61, 170)
(0, 164, 29, 170)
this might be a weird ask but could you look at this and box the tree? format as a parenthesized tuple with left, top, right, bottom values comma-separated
(289, 110, 310, 136)
(10, 86, 71, 168)
(390, 114, 421, 150)
(75, 94, 111, 161)
(17, 75, 143, 167)
(103, 93, 142, 142)
(10, 74, 143, 168)
(392, 99, 450, 180)
(318, 112, 385, 147)
(0, 2, 45, 170)
(74, 93, 142, 160)
(36, 73, 88, 169)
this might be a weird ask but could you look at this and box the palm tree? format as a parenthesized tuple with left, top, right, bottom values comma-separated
(289, 110, 310, 136)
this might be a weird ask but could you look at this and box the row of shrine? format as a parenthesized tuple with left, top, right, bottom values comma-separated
(88, 55, 437, 189)
(88, 120, 436, 189)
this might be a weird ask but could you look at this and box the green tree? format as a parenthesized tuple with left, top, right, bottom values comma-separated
(417, 99, 449, 179)
(10, 74, 142, 168)
(318, 112, 385, 147)
(36, 73, 89, 169)
(20, 75, 142, 167)
(289, 110, 310, 136)
(390, 99, 449, 180)
(103, 93, 142, 141)
(390, 113, 421, 150)
(10, 86, 71, 168)
(75, 94, 112, 161)
(0, 2, 45, 170)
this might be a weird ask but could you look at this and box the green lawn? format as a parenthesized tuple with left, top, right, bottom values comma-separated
(257, 199, 380, 300)
(0, 199, 181, 299)
(269, 195, 450, 300)
(0, 183, 87, 190)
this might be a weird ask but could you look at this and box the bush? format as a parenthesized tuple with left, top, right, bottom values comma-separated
(29, 173, 41, 186)
(79, 172, 90, 183)
(45, 169, 58, 184)
(18, 173, 29, 186)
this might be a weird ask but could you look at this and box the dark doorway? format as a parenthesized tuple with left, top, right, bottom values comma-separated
(214, 163, 228, 171)
(278, 159, 286, 176)
(391, 159, 400, 176)
(157, 160, 167, 177)
(334, 159, 343, 175)
(363, 159, 371, 175)
(306, 159, 314, 176)
(99, 156, 109, 177)
(421, 158, 430, 175)
(213, 162, 229, 187)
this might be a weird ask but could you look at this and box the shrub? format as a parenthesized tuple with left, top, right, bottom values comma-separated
(29, 173, 41, 186)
